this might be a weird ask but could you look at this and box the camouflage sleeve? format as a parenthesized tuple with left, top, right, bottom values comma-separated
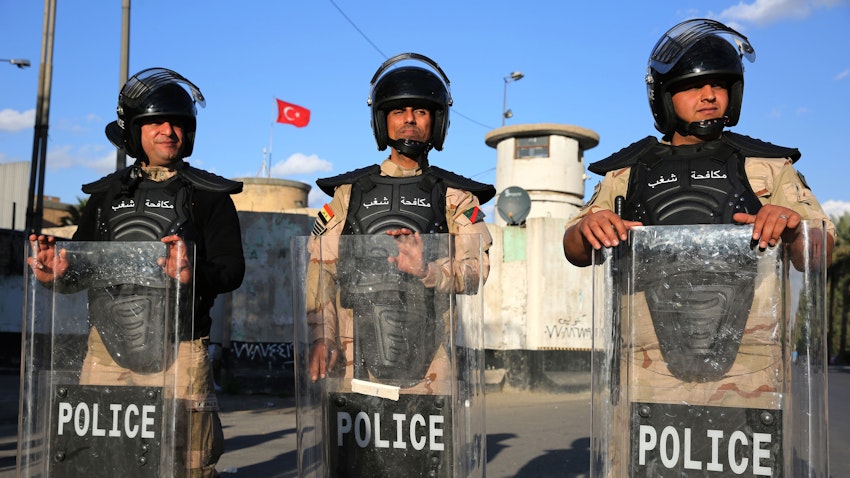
(745, 157, 836, 239)
(566, 168, 632, 227)
(306, 185, 351, 344)
(422, 187, 493, 293)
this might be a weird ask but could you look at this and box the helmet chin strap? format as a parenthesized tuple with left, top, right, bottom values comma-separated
(675, 116, 728, 139)
(387, 138, 432, 167)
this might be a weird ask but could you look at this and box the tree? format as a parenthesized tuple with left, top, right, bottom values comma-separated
(60, 196, 88, 226)
(827, 213, 850, 363)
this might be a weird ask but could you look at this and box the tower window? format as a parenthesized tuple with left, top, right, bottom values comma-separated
(515, 136, 549, 158)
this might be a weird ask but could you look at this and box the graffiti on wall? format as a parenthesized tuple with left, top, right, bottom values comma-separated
(229, 341, 295, 370)
(543, 316, 592, 341)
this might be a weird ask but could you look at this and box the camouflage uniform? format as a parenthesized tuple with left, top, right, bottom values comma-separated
(307, 159, 492, 394)
(571, 146, 834, 402)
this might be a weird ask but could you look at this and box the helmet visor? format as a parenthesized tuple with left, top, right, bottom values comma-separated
(121, 67, 205, 110)
(650, 18, 755, 75)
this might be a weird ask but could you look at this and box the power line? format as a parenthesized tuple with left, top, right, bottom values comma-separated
(328, 0, 493, 131)
(328, 0, 387, 60)
(453, 109, 495, 130)
(470, 167, 496, 180)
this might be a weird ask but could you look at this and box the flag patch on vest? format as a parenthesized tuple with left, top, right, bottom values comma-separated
(312, 204, 334, 236)
(463, 206, 484, 223)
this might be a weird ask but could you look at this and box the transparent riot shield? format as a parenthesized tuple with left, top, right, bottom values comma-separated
(19, 240, 195, 477)
(590, 222, 829, 477)
(292, 233, 486, 477)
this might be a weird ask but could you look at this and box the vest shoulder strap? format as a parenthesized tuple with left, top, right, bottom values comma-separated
(721, 132, 801, 163)
(82, 168, 132, 194)
(588, 136, 661, 175)
(316, 165, 381, 196)
(179, 164, 243, 194)
(427, 166, 496, 204)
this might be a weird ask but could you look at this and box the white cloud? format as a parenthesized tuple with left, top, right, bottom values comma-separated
(308, 187, 328, 209)
(84, 151, 120, 175)
(835, 69, 849, 81)
(55, 113, 106, 134)
(0, 108, 35, 132)
(270, 152, 332, 177)
(823, 200, 850, 219)
(768, 106, 785, 119)
(46, 144, 116, 174)
(718, 0, 845, 25)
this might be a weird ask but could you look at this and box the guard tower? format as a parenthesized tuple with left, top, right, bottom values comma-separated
(485, 123, 599, 226)
(482, 123, 600, 391)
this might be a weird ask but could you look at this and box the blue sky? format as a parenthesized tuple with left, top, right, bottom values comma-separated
(1, 0, 849, 220)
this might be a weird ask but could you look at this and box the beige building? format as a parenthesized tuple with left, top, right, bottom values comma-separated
(230, 177, 314, 215)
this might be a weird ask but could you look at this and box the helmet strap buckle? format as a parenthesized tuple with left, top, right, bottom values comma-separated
(387, 138, 432, 163)
(677, 116, 728, 139)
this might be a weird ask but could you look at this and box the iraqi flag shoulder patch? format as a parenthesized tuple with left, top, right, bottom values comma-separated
(312, 204, 335, 236)
(463, 206, 484, 224)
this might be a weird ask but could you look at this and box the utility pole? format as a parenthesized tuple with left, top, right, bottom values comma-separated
(25, 0, 57, 234)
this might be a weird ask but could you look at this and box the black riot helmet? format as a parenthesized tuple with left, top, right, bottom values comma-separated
(105, 67, 205, 161)
(646, 19, 755, 139)
(368, 53, 453, 160)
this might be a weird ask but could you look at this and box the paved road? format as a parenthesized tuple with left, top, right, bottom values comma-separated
(1, 369, 847, 477)
(208, 389, 593, 478)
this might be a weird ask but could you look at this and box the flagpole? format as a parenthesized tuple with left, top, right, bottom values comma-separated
(258, 148, 267, 177)
(267, 97, 277, 178)
(268, 120, 274, 178)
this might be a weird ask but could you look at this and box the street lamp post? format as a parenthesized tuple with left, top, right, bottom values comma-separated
(1, 58, 31, 68)
(116, 0, 131, 172)
(502, 71, 524, 127)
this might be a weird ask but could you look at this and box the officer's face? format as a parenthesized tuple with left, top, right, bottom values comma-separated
(386, 107, 432, 144)
(139, 117, 185, 167)
(670, 79, 729, 126)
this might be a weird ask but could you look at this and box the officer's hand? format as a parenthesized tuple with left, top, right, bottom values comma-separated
(733, 206, 801, 250)
(308, 338, 338, 382)
(576, 210, 641, 251)
(26, 234, 68, 283)
(386, 229, 428, 277)
(158, 234, 192, 284)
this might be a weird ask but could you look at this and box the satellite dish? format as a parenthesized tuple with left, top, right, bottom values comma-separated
(496, 186, 531, 226)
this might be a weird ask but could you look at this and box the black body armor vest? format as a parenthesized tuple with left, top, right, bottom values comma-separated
(344, 173, 448, 234)
(588, 133, 801, 226)
(622, 140, 762, 225)
(83, 161, 242, 241)
(103, 176, 191, 240)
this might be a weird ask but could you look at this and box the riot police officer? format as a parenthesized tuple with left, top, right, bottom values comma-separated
(306, 52, 495, 387)
(562, 18, 835, 266)
(28, 67, 244, 477)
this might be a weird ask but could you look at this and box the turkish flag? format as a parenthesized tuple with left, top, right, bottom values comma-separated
(276, 99, 310, 127)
